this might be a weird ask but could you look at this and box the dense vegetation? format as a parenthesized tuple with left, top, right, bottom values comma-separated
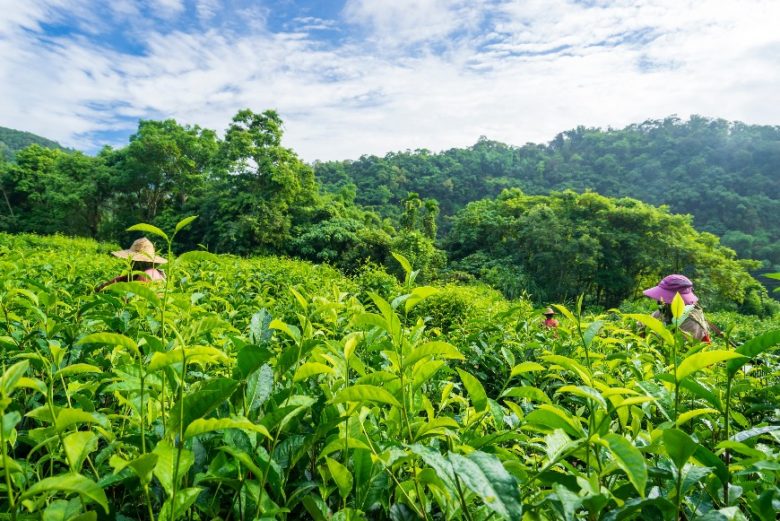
(315, 116, 780, 270)
(444, 189, 767, 311)
(0, 227, 778, 520)
(1, 112, 774, 314)
(0, 127, 65, 161)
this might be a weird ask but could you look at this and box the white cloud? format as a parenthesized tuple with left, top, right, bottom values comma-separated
(0, 0, 779, 161)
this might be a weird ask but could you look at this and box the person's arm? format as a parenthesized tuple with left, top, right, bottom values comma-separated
(95, 274, 129, 292)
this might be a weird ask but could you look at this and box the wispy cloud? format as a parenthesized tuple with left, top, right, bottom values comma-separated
(0, 0, 778, 160)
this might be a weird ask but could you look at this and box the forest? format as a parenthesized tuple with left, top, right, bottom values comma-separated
(315, 116, 780, 271)
(0, 112, 777, 316)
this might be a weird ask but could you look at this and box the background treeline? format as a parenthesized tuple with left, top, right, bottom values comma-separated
(315, 116, 780, 270)
(0, 112, 776, 315)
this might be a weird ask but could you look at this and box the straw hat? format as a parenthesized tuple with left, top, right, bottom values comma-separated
(543, 307, 556, 315)
(112, 237, 167, 264)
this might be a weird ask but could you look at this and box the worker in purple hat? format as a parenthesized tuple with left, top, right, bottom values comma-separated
(643, 274, 711, 342)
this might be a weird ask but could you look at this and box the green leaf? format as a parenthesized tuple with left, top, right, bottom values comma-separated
(174, 215, 198, 235)
(293, 362, 333, 382)
(457, 369, 488, 412)
(169, 378, 238, 434)
(662, 428, 698, 470)
(501, 386, 551, 404)
(184, 416, 271, 440)
(510, 361, 545, 378)
(408, 443, 456, 491)
(552, 304, 576, 324)
(675, 408, 719, 427)
(524, 405, 584, 438)
(600, 434, 647, 497)
(676, 350, 746, 381)
(726, 330, 780, 377)
(729, 425, 780, 443)
(583, 320, 604, 348)
(21, 473, 109, 513)
(403, 341, 464, 369)
(331, 384, 401, 408)
(541, 355, 592, 385)
(625, 313, 674, 346)
(54, 363, 103, 378)
(246, 364, 274, 414)
(127, 453, 159, 485)
(555, 385, 607, 410)
(159, 487, 202, 521)
(1, 360, 28, 395)
(62, 431, 98, 472)
(103, 281, 161, 306)
(148, 346, 230, 371)
(670, 292, 685, 320)
(391, 252, 413, 277)
(404, 286, 439, 312)
(55, 408, 108, 432)
(174, 250, 219, 265)
(153, 440, 194, 496)
(126, 223, 168, 241)
(326, 457, 353, 498)
(449, 451, 522, 520)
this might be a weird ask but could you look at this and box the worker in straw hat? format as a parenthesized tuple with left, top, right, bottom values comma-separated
(542, 307, 559, 329)
(642, 274, 711, 343)
(96, 237, 167, 291)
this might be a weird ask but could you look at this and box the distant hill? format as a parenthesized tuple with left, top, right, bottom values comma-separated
(0, 126, 65, 160)
(315, 115, 780, 269)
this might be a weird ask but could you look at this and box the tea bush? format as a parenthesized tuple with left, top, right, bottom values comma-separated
(0, 225, 778, 521)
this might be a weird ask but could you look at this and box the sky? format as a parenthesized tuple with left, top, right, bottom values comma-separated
(1, 0, 779, 162)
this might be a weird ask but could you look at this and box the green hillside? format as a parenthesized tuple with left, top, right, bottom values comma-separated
(0, 125, 65, 159)
(315, 116, 780, 269)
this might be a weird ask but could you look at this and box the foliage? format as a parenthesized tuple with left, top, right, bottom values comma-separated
(0, 228, 777, 520)
(315, 116, 780, 270)
(445, 189, 765, 310)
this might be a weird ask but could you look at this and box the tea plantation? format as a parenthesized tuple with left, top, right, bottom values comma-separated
(0, 225, 778, 521)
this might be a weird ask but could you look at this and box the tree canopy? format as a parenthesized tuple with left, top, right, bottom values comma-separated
(316, 116, 780, 269)
(445, 189, 763, 310)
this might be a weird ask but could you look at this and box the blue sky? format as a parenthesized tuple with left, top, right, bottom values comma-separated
(1, 0, 779, 161)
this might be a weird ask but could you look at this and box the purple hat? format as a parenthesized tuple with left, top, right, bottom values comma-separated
(643, 274, 698, 305)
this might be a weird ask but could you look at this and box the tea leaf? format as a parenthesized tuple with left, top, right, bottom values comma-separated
(103, 281, 161, 306)
(726, 329, 780, 377)
(510, 361, 545, 378)
(1, 360, 28, 395)
(159, 487, 202, 521)
(675, 408, 719, 427)
(457, 369, 488, 412)
(502, 386, 551, 404)
(246, 364, 274, 414)
(62, 431, 98, 472)
(670, 292, 685, 320)
(21, 473, 109, 513)
(293, 362, 333, 382)
(326, 457, 353, 498)
(153, 440, 194, 496)
(662, 428, 698, 470)
(126, 223, 168, 241)
(449, 451, 522, 520)
(625, 314, 674, 346)
(331, 385, 401, 408)
(174, 215, 198, 234)
(676, 350, 745, 381)
(403, 341, 464, 369)
(184, 417, 271, 440)
(600, 434, 647, 497)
